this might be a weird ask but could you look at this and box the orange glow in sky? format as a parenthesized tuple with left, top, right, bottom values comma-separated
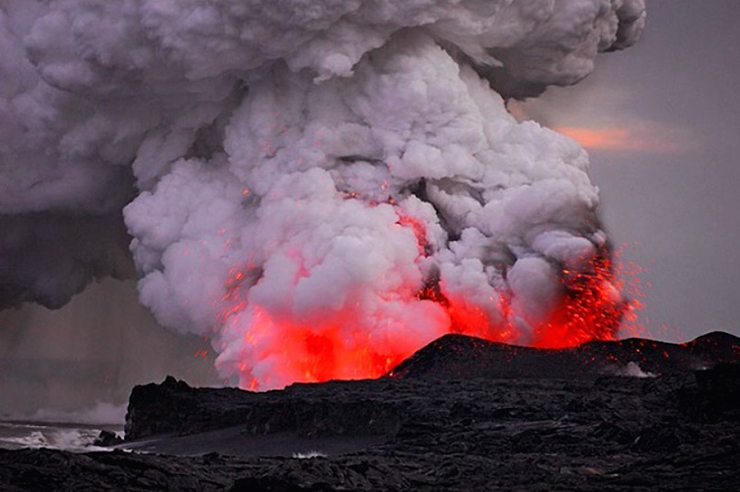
(556, 127, 630, 150)
(554, 125, 687, 153)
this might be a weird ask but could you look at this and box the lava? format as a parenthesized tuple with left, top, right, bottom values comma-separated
(218, 255, 436, 390)
(226, 305, 425, 391)
(219, 218, 638, 390)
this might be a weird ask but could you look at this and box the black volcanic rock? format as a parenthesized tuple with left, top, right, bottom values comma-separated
(123, 333, 739, 443)
(125, 375, 257, 441)
(93, 430, 124, 447)
(1, 332, 739, 491)
(387, 331, 740, 380)
(125, 376, 407, 443)
(679, 362, 740, 422)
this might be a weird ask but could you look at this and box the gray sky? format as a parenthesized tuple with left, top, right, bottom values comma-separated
(519, 0, 740, 341)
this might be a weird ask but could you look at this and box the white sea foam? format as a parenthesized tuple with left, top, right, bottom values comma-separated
(0, 422, 123, 452)
(293, 451, 328, 459)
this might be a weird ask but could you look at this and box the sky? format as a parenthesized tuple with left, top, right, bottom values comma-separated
(518, 0, 740, 342)
(1, 0, 738, 416)
(0, 278, 218, 416)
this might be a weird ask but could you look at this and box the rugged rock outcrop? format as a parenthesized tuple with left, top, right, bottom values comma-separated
(1, 333, 738, 491)
(388, 331, 740, 380)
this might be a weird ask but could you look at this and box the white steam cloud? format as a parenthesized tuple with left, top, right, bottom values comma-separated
(1, 0, 645, 389)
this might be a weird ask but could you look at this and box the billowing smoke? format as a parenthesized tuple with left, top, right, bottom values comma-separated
(1, 0, 645, 390)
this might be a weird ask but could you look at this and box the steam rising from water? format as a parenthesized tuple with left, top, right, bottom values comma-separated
(1, 1, 645, 390)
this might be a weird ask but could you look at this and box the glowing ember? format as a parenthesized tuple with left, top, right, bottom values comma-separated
(529, 255, 626, 348)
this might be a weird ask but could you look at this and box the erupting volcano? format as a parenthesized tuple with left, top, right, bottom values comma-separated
(1, 0, 646, 390)
(216, 242, 629, 389)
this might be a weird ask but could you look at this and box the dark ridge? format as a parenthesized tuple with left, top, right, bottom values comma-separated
(122, 332, 739, 443)
(685, 330, 740, 351)
(387, 331, 740, 381)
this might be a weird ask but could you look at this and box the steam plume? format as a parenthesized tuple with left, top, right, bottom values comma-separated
(1, 0, 645, 389)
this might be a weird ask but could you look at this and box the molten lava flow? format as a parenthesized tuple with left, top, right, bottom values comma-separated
(240, 309, 412, 390)
(221, 302, 430, 390)
(218, 213, 639, 390)
(219, 253, 438, 390)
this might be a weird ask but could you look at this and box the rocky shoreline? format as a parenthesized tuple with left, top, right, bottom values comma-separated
(1, 332, 738, 491)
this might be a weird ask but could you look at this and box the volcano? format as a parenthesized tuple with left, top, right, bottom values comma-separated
(2, 2, 738, 489)
(2, 0, 648, 393)
(1, 332, 738, 491)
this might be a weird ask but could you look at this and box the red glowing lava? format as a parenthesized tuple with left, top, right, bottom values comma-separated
(415, 253, 629, 349)
(240, 310, 413, 390)
(217, 212, 640, 390)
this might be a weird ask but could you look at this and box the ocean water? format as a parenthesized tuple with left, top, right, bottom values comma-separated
(0, 420, 124, 452)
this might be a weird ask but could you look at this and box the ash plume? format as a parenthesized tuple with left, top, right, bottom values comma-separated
(0, 0, 645, 389)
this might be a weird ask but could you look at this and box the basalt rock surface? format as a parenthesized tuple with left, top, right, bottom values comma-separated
(1, 333, 739, 491)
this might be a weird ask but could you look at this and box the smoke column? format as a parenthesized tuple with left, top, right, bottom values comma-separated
(1, 1, 645, 390)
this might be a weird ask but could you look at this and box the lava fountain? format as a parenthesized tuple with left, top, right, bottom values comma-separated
(1, 1, 646, 390)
